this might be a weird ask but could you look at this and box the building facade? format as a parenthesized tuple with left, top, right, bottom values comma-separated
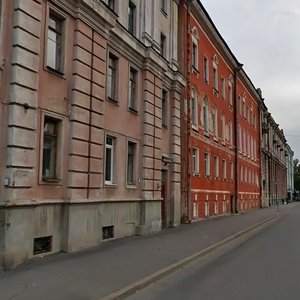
(0, 0, 184, 269)
(0, 0, 294, 269)
(260, 104, 288, 207)
(179, 0, 261, 220)
(286, 144, 294, 202)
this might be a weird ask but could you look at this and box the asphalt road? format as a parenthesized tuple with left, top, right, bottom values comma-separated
(127, 205, 300, 300)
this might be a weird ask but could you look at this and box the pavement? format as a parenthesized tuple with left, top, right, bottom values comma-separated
(0, 203, 297, 300)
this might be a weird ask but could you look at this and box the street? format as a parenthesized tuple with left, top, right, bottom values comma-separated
(127, 204, 300, 300)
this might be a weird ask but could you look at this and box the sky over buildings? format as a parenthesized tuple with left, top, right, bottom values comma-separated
(200, 0, 300, 159)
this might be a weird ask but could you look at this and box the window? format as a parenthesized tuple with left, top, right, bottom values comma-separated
(160, 33, 166, 58)
(230, 162, 233, 181)
(203, 98, 209, 135)
(243, 98, 246, 118)
(228, 120, 233, 146)
(128, 1, 136, 35)
(221, 77, 225, 98)
(228, 78, 233, 106)
(214, 156, 219, 178)
(108, 0, 115, 10)
(105, 136, 115, 185)
(192, 148, 199, 174)
(205, 153, 210, 177)
(47, 10, 64, 73)
(107, 53, 118, 101)
(127, 141, 136, 185)
(162, 89, 168, 127)
(212, 56, 218, 91)
(222, 159, 227, 180)
(191, 88, 198, 128)
(212, 106, 218, 139)
(161, 0, 167, 14)
(221, 114, 225, 144)
(42, 117, 59, 180)
(129, 67, 137, 111)
(213, 65, 218, 91)
(192, 42, 198, 69)
(238, 125, 242, 152)
(203, 56, 209, 82)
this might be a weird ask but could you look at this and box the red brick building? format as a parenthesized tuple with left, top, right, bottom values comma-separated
(179, 0, 261, 220)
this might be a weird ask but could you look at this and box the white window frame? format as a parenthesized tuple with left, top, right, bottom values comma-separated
(213, 63, 218, 92)
(221, 113, 225, 144)
(191, 88, 198, 128)
(203, 97, 209, 135)
(126, 140, 137, 186)
(129, 66, 138, 111)
(221, 77, 225, 99)
(107, 52, 118, 102)
(212, 106, 218, 139)
(203, 56, 209, 83)
(128, 1, 136, 35)
(40, 113, 64, 184)
(205, 152, 210, 177)
(192, 148, 199, 174)
(214, 156, 219, 178)
(162, 89, 168, 127)
(46, 7, 66, 74)
(230, 162, 234, 181)
(222, 159, 227, 180)
(105, 135, 116, 185)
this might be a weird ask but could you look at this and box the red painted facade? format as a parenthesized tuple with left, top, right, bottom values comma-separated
(179, 0, 261, 221)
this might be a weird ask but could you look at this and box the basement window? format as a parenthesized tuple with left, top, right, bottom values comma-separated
(102, 225, 114, 240)
(33, 236, 52, 255)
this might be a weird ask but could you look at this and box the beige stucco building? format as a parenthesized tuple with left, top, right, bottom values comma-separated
(0, 0, 185, 269)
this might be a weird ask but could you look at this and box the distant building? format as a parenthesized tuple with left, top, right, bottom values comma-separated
(260, 103, 289, 207)
(285, 144, 294, 201)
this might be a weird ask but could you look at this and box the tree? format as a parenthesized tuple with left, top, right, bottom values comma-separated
(294, 159, 300, 191)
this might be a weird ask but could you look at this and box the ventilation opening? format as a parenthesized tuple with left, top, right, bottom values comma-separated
(33, 236, 52, 255)
(102, 225, 114, 240)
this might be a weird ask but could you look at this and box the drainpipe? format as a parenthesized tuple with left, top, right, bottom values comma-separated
(233, 63, 243, 213)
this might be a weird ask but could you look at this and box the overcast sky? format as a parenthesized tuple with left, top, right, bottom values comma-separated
(200, 0, 300, 160)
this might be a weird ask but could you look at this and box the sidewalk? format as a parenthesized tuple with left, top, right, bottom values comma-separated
(0, 203, 297, 300)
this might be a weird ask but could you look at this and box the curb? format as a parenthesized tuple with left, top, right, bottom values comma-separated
(99, 210, 288, 300)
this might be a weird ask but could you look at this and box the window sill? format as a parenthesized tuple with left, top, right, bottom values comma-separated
(105, 183, 117, 188)
(213, 88, 219, 95)
(192, 125, 198, 131)
(46, 66, 65, 78)
(193, 172, 200, 177)
(129, 107, 138, 114)
(126, 184, 137, 189)
(41, 178, 62, 185)
(162, 124, 168, 129)
(160, 8, 168, 17)
(107, 97, 119, 105)
(192, 66, 199, 75)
